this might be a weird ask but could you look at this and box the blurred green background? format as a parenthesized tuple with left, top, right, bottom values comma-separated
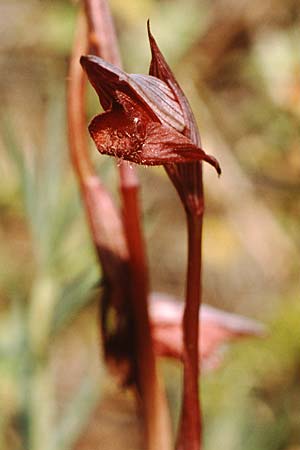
(0, 0, 300, 449)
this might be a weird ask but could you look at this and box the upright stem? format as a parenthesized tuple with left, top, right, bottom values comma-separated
(67, 13, 94, 183)
(68, 11, 128, 264)
(84, 0, 121, 66)
(177, 212, 203, 450)
(83, 2, 172, 448)
(122, 186, 173, 450)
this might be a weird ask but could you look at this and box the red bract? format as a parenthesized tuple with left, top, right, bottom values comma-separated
(80, 50, 221, 173)
(146, 24, 203, 213)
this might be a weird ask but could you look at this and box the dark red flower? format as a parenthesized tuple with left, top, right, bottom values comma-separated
(80, 38, 221, 174)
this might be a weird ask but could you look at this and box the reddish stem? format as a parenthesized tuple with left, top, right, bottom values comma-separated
(67, 11, 128, 264)
(67, 13, 93, 182)
(83, 1, 172, 448)
(84, 0, 121, 66)
(122, 185, 173, 450)
(177, 211, 203, 450)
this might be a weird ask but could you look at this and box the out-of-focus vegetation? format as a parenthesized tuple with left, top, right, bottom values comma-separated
(0, 0, 299, 449)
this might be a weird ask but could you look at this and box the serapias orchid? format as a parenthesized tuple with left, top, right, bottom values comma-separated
(81, 22, 221, 449)
(80, 33, 220, 174)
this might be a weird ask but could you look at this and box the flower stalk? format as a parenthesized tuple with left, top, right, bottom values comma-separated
(79, 8, 221, 449)
(68, 10, 135, 383)
(147, 25, 216, 449)
(79, 2, 173, 449)
(177, 212, 203, 449)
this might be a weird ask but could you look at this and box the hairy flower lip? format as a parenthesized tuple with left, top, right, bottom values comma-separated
(88, 107, 222, 169)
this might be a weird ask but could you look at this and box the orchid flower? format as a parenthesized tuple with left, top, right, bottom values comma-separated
(81, 22, 222, 450)
(80, 33, 220, 174)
